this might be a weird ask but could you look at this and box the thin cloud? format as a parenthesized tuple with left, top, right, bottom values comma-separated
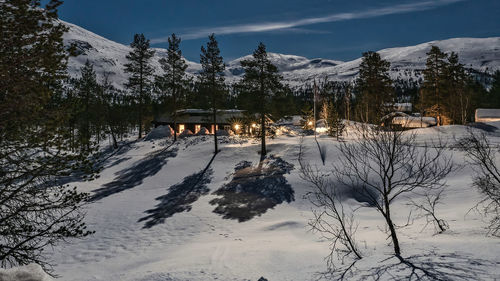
(151, 0, 465, 43)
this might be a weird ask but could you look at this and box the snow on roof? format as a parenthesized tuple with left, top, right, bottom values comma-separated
(276, 115, 303, 126)
(392, 116, 437, 127)
(475, 108, 500, 119)
(175, 109, 246, 114)
(156, 109, 247, 124)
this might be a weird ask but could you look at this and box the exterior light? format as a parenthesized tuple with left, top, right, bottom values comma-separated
(234, 124, 240, 130)
(308, 121, 313, 126)
(251, 123, 257, 128)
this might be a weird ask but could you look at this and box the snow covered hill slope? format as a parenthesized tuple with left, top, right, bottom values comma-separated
(63, 20, 500, 89)
(48, 125, 500, 281)
(63, 21, 201, 90)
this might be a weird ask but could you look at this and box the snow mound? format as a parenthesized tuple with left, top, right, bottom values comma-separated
(144, 125, 173, 141)
(0, 264, 53, 281)
(216, 129, 231, 136)
(179, 129, 194, 138)
(196, 127, 210, 136)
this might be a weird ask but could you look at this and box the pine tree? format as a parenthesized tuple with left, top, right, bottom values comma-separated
(321, 101, 344, 140)
(420, 46, 449, 125)
(489, 70, 500, 107)
(155, 33, 187, 142)
(73, 60, 100, 151)
(100, 72, 122, 149)
(446, 52, 474, 124)
(355, 51, 394, 124)
(0, 0, 96, 271)
(320, 100, 330, 121)
(329, 104, 345, 140)
(124, 33, 155, 139)
(301, 106, 314, 131)
(200, 34, 225, 154)
(238, 43, 284, 156)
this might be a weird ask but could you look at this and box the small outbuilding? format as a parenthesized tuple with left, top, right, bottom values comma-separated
(475, 108, 500, 122)
(382, 112, 437, 129)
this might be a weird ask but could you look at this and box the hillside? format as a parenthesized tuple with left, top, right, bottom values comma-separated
(41, 124, 500, 281)
(63, 21, 500, 90)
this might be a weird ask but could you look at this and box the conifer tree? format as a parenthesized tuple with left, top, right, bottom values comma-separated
(0, 0, 96, 271)
(73, 60, 99, 151)
(100, 72, 121, 149)
(420, 46, 449, 125)
(446, 52, 474, 124)
(329, 104, 345, 140)
(238, 43, 284, 156)
(124, 33, 155, 139)
(321, 101, 344, 140)
(489, 70, 500, 107)
(155, 33, 187, 141)
(301, 106, 315, 131)
(355, 51, 394, 124)
(200, 34, 225, 153)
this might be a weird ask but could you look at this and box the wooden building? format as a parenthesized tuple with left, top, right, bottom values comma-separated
(153, 109, 246, 134)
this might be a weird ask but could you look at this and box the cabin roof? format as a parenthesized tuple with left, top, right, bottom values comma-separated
(476, 108, 500, 119)
(155, 109, 247, 124)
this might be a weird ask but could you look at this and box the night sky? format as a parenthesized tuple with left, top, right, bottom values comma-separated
(54, 0, 500, 62)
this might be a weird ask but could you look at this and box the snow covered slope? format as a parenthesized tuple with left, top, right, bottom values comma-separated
(63, 20, 500, 89)
(292, 37, 500, 85)
(48, 125, 500, 281)
(64, 21, 201, 90)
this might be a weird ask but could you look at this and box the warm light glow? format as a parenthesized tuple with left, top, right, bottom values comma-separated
(251, 123, 257, 128)
(179, 124, 185, 133)
(308, 121, 313, 126)
(234, 124, 240, 130)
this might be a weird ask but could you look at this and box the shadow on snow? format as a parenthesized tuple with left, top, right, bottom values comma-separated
(330, 252, 497, 281)
(139, 155, 215, 228)
(91, 147, 178, 201)
(210, 155, 295, 222)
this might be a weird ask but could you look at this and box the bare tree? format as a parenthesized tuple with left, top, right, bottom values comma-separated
(410, 188, 449, 234)
(335, 124, 453, 256)
(458, 129, 500, 236)
(298, 138, 362, 276)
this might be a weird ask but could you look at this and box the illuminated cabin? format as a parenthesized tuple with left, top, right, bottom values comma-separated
(153, 109, 246, 134)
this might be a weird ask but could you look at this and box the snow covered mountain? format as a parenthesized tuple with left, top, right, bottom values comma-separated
(63, 20, 500, 90)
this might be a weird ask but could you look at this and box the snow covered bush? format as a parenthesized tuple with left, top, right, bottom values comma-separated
(144, 125, 173, 141)
(179, 129, 194, 138)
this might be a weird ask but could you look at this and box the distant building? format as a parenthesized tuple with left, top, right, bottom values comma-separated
(475, 108, 500, 122)
(382, 112, 437, 129)
(153, 109, 246, 134)
(276, 115, 303, 126)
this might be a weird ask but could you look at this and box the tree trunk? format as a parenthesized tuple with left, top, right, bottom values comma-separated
(139, 63, 144, 139)
(261, 114, 266, 156)
(173, 93, 177, 142)
(138, 101, 143, 139)
(384, 196, 401, 256)
(110, 125, 118, 149)
(213, 107, 218, 154)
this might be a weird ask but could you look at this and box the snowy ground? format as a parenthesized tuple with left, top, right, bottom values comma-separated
(46, 125, 500, 281)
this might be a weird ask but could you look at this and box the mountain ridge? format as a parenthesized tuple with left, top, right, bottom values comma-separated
(63, 21, 500, 90)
